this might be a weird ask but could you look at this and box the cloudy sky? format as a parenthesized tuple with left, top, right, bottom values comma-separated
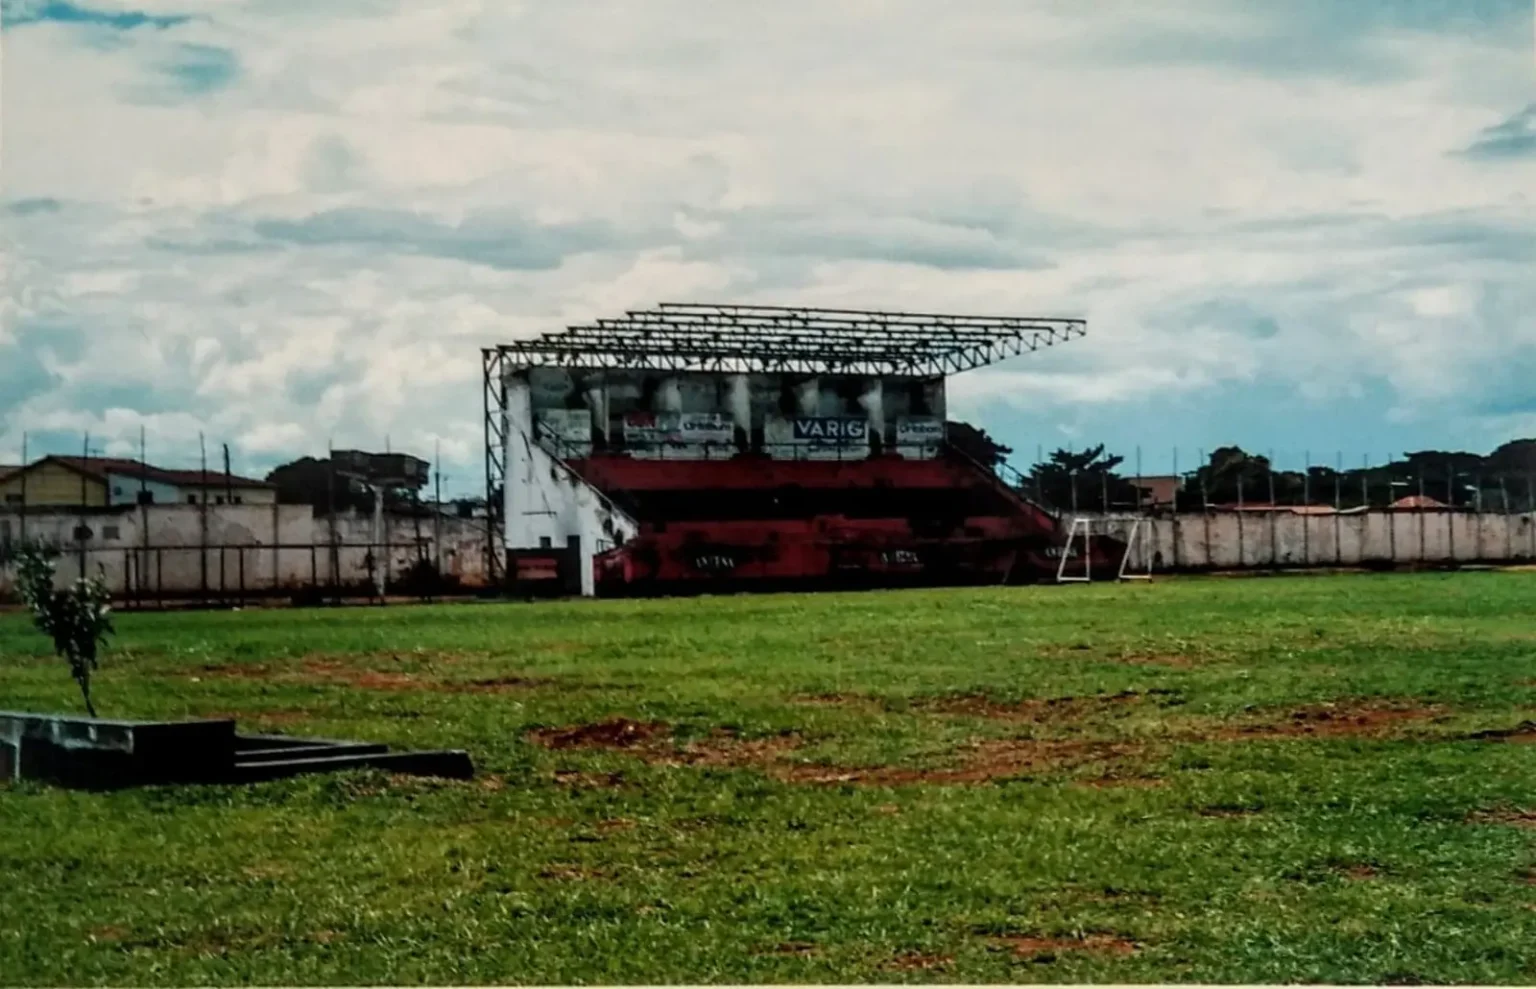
(2, 0, 1533, 490)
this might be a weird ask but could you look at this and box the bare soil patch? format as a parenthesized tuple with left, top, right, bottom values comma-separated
(537, 864, 611, 882)
(1338, 864, 1379, 880)
(988, 933, 1138, 959)
(1468, 807, 1536, 829)
(1466, 720, 1536, 743)
(194, 658, 562, 694)
(193, 663, 273, 680)
(791, 692, 881, 710)
(776, 739, 1143, 787)
(883, 951, 953, 972)
(531, 718, 668, 750)
(763, 942, 819, 957)
(552, 769, 629, 789)
(919, 689, 1165, 721)
(1073, 774, 1166, 789)
(199, 709, 313, 726)
(1113, 653, 1197, 668)
(530, 718, 1145, 787)
(1214, 699, 1447, 740)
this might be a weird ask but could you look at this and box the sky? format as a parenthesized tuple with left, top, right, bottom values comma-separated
(2, 0, 1533, 492)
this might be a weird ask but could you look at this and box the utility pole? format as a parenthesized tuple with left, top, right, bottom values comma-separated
(78, 431, 89, 577)
(199, 432, 209, 604)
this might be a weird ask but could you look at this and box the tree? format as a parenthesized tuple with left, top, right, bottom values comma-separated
(13, 547, 114, 719)
(944, 421, 1013, 469)
(1028, 445, 1141, 512)
(266, 455, 429, 516)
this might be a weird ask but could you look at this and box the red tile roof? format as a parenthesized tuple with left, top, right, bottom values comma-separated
(1391, 494, 1448, 510)
(43, 456, 272, 489)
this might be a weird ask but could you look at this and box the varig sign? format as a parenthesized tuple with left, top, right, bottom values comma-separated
(791, 417, 869, 443)
(763, 415, 872, 460)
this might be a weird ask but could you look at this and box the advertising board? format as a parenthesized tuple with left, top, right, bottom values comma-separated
(623, 411, 734, 458)
(896, 416, 944, 460)
(765, 416, 871, 460)
(535, 409, 592, 451)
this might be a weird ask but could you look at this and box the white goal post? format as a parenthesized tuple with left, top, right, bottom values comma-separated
(1054, 515, 1154, 583)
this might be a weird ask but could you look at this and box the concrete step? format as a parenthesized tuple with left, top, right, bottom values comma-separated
(237, 742, 389, 763)
(231, 749, 474, 782)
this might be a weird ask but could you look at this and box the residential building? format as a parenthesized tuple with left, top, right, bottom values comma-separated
(0, 456, 276, 508)
(1132, 474, 1183, 509)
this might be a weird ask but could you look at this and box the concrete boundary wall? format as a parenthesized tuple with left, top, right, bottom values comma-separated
(1079, 510, 1536, 573)
(0, 503, 491, 600)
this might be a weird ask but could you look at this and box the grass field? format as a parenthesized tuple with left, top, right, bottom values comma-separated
(4, 572, 1536, 985)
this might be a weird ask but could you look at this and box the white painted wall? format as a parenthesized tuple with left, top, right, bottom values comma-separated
(0, 504, 490, 598)
(104, 474, 180, 506)
(1072, 510, 1536, 572)
(502, 372, 639, 596)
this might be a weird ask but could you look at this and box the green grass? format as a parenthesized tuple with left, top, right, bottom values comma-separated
(4, 572, 1536, 984)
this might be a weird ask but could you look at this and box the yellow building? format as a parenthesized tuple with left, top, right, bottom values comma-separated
(0, 456, 276, 508)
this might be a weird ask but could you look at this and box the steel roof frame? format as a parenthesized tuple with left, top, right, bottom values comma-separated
(491, 303, 1086, 378)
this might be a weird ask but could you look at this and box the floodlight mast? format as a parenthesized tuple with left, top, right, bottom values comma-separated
(480, 301, 1088, 584)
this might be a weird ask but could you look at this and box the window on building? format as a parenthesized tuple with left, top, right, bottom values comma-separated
(3, 494, 20, 505)
(102, 525, 121, 541)
(1, 519, 11, 544)
(539, 536, 552, 549)
(187, 494, 198, 504)
(233, 496, 243, 505)
(137, 491, 155, 505)
(112, 485, 123, 496)
(215, 496, 226, 506)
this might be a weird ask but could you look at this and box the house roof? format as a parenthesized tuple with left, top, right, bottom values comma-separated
(1391, 494, 1448, 510)
(31, 455, 273, 490)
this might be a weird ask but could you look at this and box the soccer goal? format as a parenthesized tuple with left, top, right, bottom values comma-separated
(1054, 515, 1154, 583)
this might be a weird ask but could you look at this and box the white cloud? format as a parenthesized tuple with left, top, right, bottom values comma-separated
(3, 0, 1534, 482)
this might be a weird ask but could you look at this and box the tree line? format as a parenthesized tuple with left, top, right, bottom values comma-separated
(954, 429, 1536, 513)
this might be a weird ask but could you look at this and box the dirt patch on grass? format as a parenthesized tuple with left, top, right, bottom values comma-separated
(919, 689, 1171, 721)
(1073, 774, 1166, 789)
(776, 739, 1143, 787)
(1214, 699, 1447, 740)
(762, 942, 820, 957)
(89, 925, 130, 943)
(530, 718, 1145, 787)
(1199, 805, 1263, 818)
(193, 663, 273, 680)
(791, 692, 882, 709)
(1112, 653, 1197, 668)
(675, 729, 803, 768)
(884, 951, 953, 972)
(1468, 807, 1536, 829)
(199, 709, 313, 726)
(531, 720, 804, 770)
(537, 864, 611, 882)
(1338, 864, 1379, 880)
(193, 657, 564, 694)
(532, 718, 669, 750)
(553, 769, 630, 789)
(988, 933, 1138, 959)
(1466, 720, 1536, 743)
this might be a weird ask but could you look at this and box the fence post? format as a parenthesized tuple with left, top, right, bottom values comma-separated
(1199, 449, 1211, 570)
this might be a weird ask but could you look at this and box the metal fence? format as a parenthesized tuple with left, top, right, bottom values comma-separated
(2, 540, 479, 611)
